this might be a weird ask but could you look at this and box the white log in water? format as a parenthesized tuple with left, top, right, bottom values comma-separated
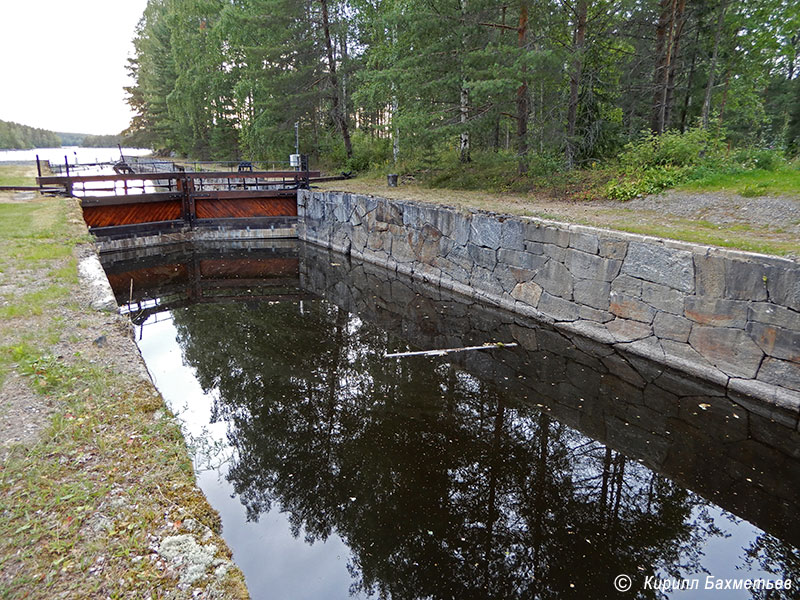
(384, 342, 518, 359)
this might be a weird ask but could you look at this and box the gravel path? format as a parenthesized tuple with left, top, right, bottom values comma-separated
(626, 190, 800, 233)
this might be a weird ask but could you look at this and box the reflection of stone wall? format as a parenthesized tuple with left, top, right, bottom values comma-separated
(299, 244, 800, 548)
(298, 190, 800, 410)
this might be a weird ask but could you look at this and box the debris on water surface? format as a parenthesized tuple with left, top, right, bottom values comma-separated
(384, 342, 518, 359)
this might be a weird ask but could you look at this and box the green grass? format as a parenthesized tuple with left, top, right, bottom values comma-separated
(0, 165, 36, 187)
(613, 221, 800, 256)
(681, 167, 800, 197)
(0, 285, 71, 319)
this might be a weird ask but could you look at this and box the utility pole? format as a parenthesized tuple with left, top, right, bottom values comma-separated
(295, 121, 300, 172)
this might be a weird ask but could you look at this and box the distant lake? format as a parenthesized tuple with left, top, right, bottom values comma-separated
(0, 146, 151, 163)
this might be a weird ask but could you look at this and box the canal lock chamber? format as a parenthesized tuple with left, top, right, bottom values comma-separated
(97, 238, 800, 600)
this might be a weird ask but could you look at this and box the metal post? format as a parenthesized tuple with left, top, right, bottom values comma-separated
(36, 155, 42, 190)
(295, 121, 300, 172)
(301, 154, 310, 189)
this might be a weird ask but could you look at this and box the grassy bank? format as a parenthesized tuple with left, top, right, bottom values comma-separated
(0, 166, 248, 599)
(0, 165, 39, 188)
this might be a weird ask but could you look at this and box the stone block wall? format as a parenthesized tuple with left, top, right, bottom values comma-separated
(298, 190, 800, 408)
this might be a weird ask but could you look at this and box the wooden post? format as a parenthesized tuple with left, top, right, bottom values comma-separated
(36, 155, 42, 190)
(64, 156, 73, 196)
(187, 177, 196, 225)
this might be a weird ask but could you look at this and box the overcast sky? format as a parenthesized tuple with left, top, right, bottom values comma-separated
(0, 1, 149, 135)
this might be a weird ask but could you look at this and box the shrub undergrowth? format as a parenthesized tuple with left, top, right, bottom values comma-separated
(604, 127, 793, 200)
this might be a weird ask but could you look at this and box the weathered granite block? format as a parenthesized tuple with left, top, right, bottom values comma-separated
(641, 281, 685, 315)
(391, 234, 417, 263)
(565, 248, 622, 282)
(470, 215, 502, 249)
(599, 238, 628, 260)
(448, 211, 471, 246)
(609, 292, 657, 323)
(607, 318, 652, 343)
(494, 265, 520, 294)
(542, 243, 567, 262)
(375, 199, 403, 225)
(688, 326, 764, 378)
(746, 322, 800, 362)
(684, 297, 749, 329)
(351, 227, 369, 251)
(497, 248, 548, 271)
(511, 281, 543, 308)
(538, 292, 581, 321)
(446, 244, 474, 272)
(333, 195, 351, 223)
(622, 242, 694, 292)
(500, 219, 525, 251)
(533, 260, 574, 299)
(509, 266, 537, 283)
(611, 274, 644, 298)
(569, 232, 599, 255)
(727, 379, 800, 427)
(409, 224, 443, 264)
(579, 306, 614, 323)
(467, 243, 497, 269)
(574, 279, 611, 310)
(524, 222, 570, 247)
(470, 265, 497, 291)
(414, 263, 442, 285)
(757, 357, 800, 392)
(749, 302, 800, 330)
(653, 312, 692, 343)
(401, 202, 420, 227)
(432, 256, 470, 284)
(725, 260, 768, 301)
(765, 264, 800, 311)
(366, 230, 384, 251)
(523, 240, 545, 255)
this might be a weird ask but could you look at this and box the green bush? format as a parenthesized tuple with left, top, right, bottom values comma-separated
(604, 127, 788, 201)
(619, 126, 726, 171)
(732, 147, 785, 171)
(605, 166, 689, 201)
(526, 151, 565, 177)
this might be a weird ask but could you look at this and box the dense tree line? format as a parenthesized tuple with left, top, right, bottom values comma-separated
(124, 0, 800, 171)
(0, 120, 134, 150)
(0, 120, 61, 150)
(80, 134, 129, 147)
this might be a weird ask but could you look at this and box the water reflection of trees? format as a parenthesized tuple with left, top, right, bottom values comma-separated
(172, 300, 723, 599)
(744, 534, 800, 600)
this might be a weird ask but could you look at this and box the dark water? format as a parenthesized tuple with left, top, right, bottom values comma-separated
(101, 240, 800, 599)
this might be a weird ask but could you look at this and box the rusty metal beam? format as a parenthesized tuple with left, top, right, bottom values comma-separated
(80, 192, 181, 207)
(37, 170, 320, 186)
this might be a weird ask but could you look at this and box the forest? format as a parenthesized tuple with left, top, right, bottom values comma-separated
(0, 120, 61, 150)
(0, 120, 131, 150)
(125, 0, 799, 186)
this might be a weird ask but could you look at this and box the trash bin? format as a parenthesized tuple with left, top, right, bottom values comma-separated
(387, 173, 398, 187)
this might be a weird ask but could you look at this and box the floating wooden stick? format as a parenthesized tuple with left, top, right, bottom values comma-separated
(384, 342, 517, 359)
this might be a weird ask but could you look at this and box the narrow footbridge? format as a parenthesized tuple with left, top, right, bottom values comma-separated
(36, 168, 323, 239)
